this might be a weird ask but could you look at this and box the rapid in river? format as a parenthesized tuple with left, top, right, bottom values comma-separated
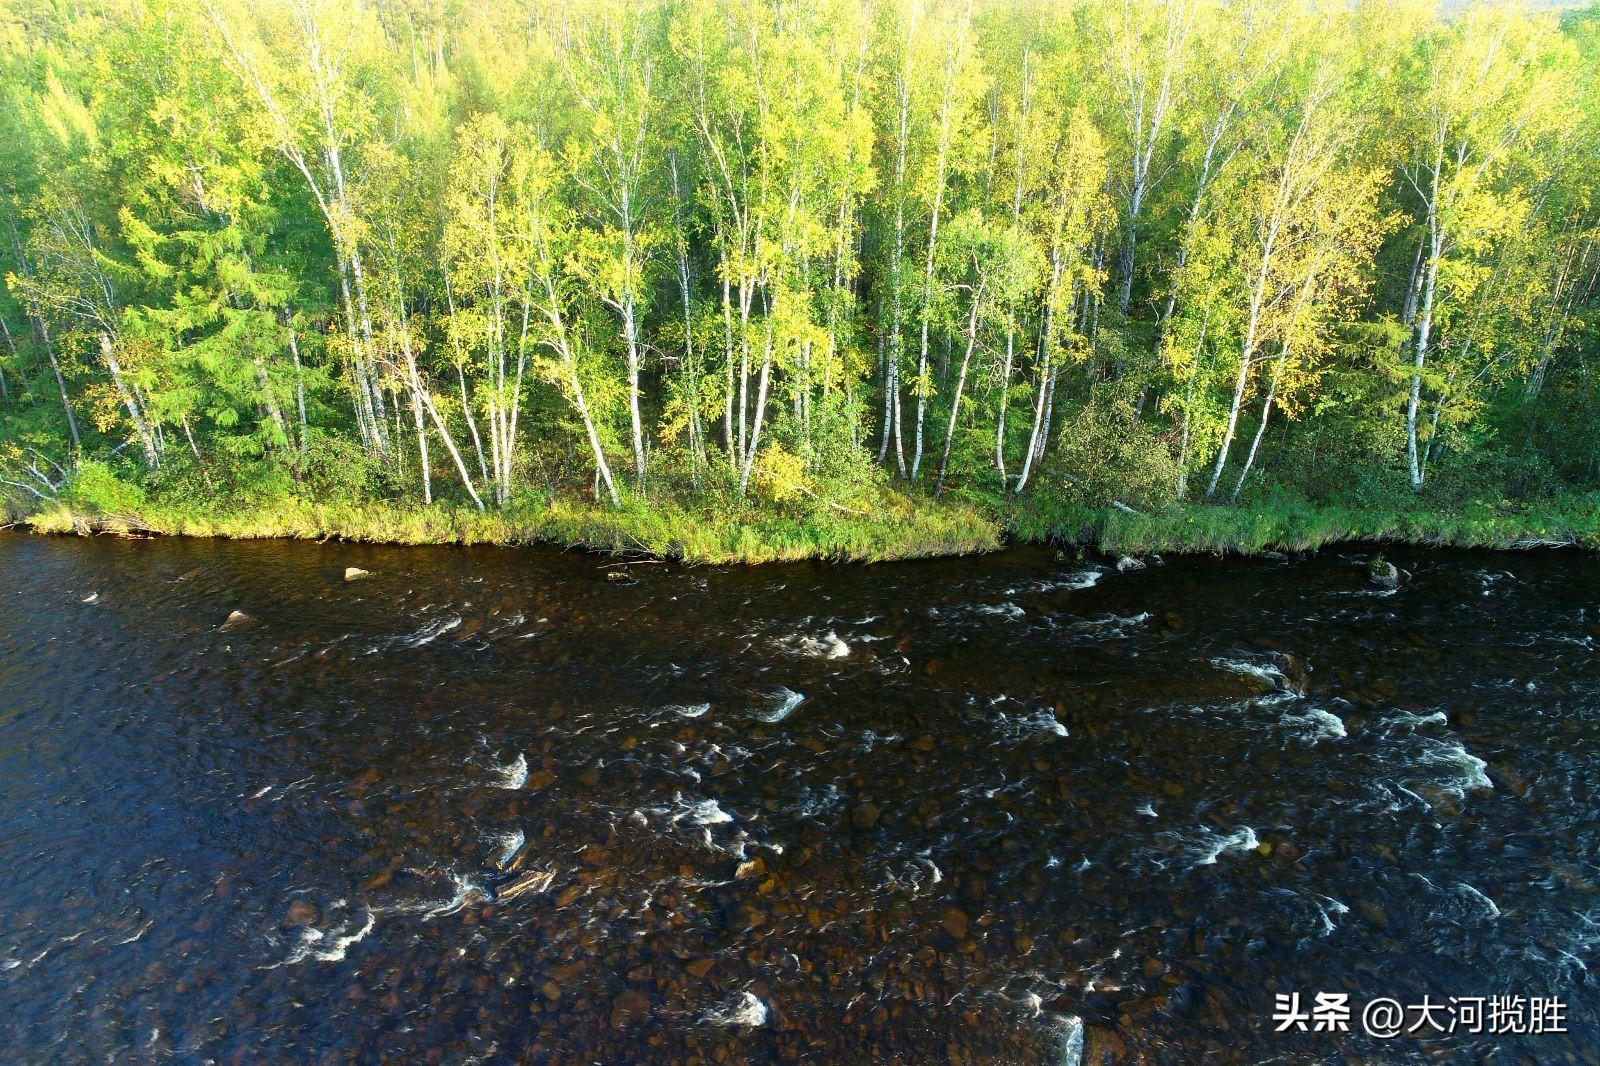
(0, 533, 1596, 1062)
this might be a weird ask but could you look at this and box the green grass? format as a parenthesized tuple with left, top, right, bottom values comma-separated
(17, 487, 1001, 564)
(1007, 491, 1600, 556)
(9, 467, 1596, 564)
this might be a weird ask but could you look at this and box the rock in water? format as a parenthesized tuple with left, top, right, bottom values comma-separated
(610, 990, 651, 1028)
(1116, 555, 1145, 573)
(221, 610, 251, 630)
(343, 567, 371, 582)
(1368, 556, 1401, 589)
(605, 569, 639, 585)
(283, 899, 319, 927)
(852, 802, 881, 830)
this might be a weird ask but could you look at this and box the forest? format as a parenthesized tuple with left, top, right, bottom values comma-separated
(1, 0, 1598, 561)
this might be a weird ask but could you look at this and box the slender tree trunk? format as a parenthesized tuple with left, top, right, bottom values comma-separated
(1229, 355, 1284, 503)
(1205, 347, 1252, 500)
(0, 317, 12, 403)
(910, 68, 957, 483)
(622, 259, 646, 489)
(880, 34, 913, 477)
(457, 362, 488, 485)
(397, 325, 432, 506)
(995, 324, 1014, 483)
(6, 206, 80, 447)
(719, 255, 735, 462)
(738, 334, 775, 494)
(936, 284, 984, 496)
(1174, 311, 1206, 500)
(1407, 219, 1443, 491)
(1118, 182, 1143, 317)
(99, 333, 159, 469)
(569, 355, 619, 507)
(255, 357, 289, 447)
(1015, 257, 1063, 494)
(285, 316, 309, 456)
(417, 388, 485, 511)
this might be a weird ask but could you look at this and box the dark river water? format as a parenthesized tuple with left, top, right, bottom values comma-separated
(1, 533, 1598, 1064)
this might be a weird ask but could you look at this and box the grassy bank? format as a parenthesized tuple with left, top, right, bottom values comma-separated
(6, 455, 1597, 562)
(1006, 491, 1600, 556)
(13, 488, 1002, 564)
(11, 487, 1599, 563)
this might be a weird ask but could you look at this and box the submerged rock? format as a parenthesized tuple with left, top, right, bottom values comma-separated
(610, 989, 651, 1028)
(283, 899, 319, 927)
(1115, 556, 1145, 573)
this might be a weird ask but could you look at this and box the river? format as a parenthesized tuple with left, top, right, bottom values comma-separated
(0, 533, 1596, 1062)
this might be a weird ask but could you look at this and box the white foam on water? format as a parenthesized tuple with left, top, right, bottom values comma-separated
(703, 991, 768, 1027)
(1056, 1014, 1085, 1066)
(1413, 740, 1493, 796)
(775, 631, 850, 659)
(755, 687, 806, 723)
(417, 873, 489, 919)
(398, 614, 462, 649)
(1135, 801, 1157, 818)
(787, 782, 844, 821)
(279, 908, 376, 966)
(1074, 611, 1152, 633)
(117, 920, 154, 945)
(492, 753, 528, 790)
(1301, 891, 1349, 936)
(987, 696, 1068, 741)
(1190, 826, 1260, 866)
(493, 829, 526, 870)
(1211, 657, 1292, 691)
(1454, 881, 1501, 919)
(667, 703, 711, 718)
(671, 792, 733, 826)
(1004, 570, 1103, 596)
(1384, 709, 1449, 731)
(975, 602, 1025, 619)
(1284, 706, 1347, 743)
(81, 592, 99, 604)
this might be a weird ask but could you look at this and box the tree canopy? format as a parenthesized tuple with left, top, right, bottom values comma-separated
(2, 0, 1597, 522)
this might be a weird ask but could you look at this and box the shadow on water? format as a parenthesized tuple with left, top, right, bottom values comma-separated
(0, 532, 1597, 1062)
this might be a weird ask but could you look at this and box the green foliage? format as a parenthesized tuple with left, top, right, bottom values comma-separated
(59, 458, 146, 514)
(1, 0, 1596, 563)
(1035, 398, 1183, 510)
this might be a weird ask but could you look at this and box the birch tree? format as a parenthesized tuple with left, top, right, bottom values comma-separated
(1394, 6, 1564, 489)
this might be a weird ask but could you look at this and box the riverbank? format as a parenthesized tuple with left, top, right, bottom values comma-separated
(11, 491, 1003, 564)
(1008, 491, 1600, 557)
(8, 484, 1597, 563)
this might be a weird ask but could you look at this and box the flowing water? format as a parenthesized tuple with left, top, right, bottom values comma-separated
(1, 533, 1597, 1063)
